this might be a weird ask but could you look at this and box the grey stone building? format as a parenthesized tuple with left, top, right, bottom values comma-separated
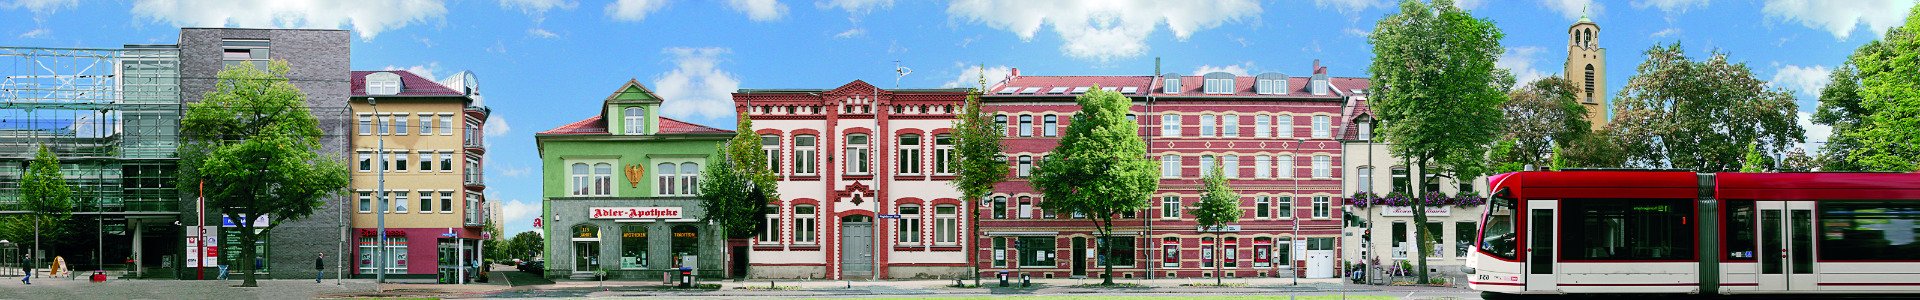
(175, 28, 353, 279)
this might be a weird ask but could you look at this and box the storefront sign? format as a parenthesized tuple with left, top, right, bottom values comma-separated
(1198, 225, 1241, 232)
(358, 229, 408, 237)
(220, 214, 270, 227)
(589, 207, 683, 219)
(1381, 206, 1450, 217)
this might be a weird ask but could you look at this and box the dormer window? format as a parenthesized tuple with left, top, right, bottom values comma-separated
(623, 107, 646, 135)
(1162, 73, 1183, 94)
(1311, 74, 1329, 96)
(1255, 73, 1288, 95)
(1202, 72, 1234, 94)
(365, 72, 402, 95)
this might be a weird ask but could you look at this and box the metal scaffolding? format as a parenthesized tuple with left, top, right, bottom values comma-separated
(0, 46, 182, 213)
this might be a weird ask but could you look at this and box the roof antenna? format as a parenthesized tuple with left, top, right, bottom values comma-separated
(894, 61, 912, 89)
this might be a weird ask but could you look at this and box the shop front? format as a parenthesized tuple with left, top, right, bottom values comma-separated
(544, 200, 726, 280)
(352, 227, 484, 283)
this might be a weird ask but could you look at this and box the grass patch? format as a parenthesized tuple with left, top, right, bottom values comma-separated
(1179, 283, 1248, 287)
(735, 285, 803, 291)
(800, 296, 1396, 300)
(1064, 283, 1146, 288)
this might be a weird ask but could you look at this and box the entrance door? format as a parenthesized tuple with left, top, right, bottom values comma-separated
(574, 241, 599, 273)
(1757, 201, 1818, 291)
(1525, 200, 1557, 291)
(839, 216, 873, 279)
(1072, 237, 1087, 278)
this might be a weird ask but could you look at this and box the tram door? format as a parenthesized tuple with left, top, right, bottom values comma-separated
(1756, 201, 1817, 292)
(1526, 200, 1557, 291)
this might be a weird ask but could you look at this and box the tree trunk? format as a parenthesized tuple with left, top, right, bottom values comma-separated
(1099, 219, 1115, 285)
(240, 224, 259, 287)
(1412, 155, 1431, 284)
(1214, 232, 1223, 285)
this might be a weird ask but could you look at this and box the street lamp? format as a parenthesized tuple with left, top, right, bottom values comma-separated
(371, 97, 389, 290)
(1292, 138, 1303, 286)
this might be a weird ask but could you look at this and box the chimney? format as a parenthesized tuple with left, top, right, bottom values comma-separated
(1312, 59, 1320, 73)
(1010, 67, 1020, 77)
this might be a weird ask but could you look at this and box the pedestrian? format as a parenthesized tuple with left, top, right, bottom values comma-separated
(314, 252, 326, 283)
(19, 251, 30, 285)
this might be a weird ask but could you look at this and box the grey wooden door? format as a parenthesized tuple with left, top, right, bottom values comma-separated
(840, 221, 873, 278)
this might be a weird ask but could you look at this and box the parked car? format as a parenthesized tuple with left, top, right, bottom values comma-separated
(517, 260, 544, 273)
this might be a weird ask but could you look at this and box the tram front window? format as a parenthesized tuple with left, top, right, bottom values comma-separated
(1479, 188, 1517, 259)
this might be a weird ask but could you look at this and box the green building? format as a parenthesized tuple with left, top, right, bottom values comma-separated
(534, 80, 733, 280)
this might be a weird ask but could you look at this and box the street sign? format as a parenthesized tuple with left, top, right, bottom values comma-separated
(878, 214, 902, 219)
(533, 217, 543, 228)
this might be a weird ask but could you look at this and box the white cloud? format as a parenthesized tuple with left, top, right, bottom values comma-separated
(499, 198, 537, 228)
(1763, 0, 1916, 40)
(654, 47, 742, 120)
(1650, 27, 1682, 38)
(820, 0, 892, 14)
(1343, 27, 1369, 38)
(1771, 64, 1832, 98)
(528, 28, 559, 38)
(941, 63, 1012, 89)
(18, 28, 49, 38)
(498, 163, 533, 178)
(500, 0, 575, 15)
(2, 0, 75, 14)
(1313, 0, 1387, 14)
(1455, 0, 1485, 10)
(835, 27, 866, 39)
(1797, 111, 1832, 152)
(727, 0, 789, 21)
(1193, 63, 1252, 76)
(130, 0, 447, 40)
(383, 62, 441, 82)
(1497, 46, 1550, 87)
(486, 115, 511, 137)
(1542, 0, 1603, 20)
(606, 0, 669, 21)
(947, 0, 1261, 61)
(1632, 0, 1708, 14)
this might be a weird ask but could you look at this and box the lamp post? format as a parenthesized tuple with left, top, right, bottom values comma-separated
(1292, 138, 1303, 286)
(372, 97, 388, 290)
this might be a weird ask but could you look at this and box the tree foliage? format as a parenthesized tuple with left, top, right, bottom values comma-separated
(699, 113, 779, 240)
(1811, 65, 1868, 171)
(1740, 142, 1769, 172)
(1560, 130, 1627, 168)
(1501, 76, 1590, 167)
(1368, 0, 1505, 283)
(18, 145, 73, 260)
(1779, 148, 1816, 172)
(1030, 86, 1157, 285)
(179, 61, 351, 287)
(1192, 160, 1241, 285)
(949, 86, 1006, 283)
(503, 231, 545, 261)
(1609, 42, 1804, 172)
(1841, 4, 1920, 172)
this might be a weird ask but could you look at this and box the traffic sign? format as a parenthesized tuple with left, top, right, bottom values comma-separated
(878, 214, 901, 219)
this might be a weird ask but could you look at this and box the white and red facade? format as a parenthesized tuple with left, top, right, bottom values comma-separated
(735, 81, 974, 279)
(976, 63, 1367, 280)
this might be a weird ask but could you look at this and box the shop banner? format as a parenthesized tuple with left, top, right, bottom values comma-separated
(589, 207, 683, 219)
(1381, 206, 1450, 217)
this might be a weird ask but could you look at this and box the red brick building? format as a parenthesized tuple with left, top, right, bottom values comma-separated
(977, 63, 1366, 280)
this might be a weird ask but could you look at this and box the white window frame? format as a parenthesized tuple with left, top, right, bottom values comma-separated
(419, 113, 434, 134)
(1199, 114, 1215, 137)
(898, 204, 923, 245)
(1277, 196, 1294, 219)
(566, 159, 616, 197)
(440, 114, 456, 136)
(357, 151, 372, 172)
(440, 191, 454, 213)
(357, 114, 373, 136)
(762, 134, 782, 174)
(1161, 155, 1180, 178)
(1312, 155, 1331, 178)
(417, 191, 432, 213)
(1222, 155, 1239, 179)
(1042, 114, 1059, 137)
(1312, 115, 1330, 139)
(1018, 115, 1033, 137)
(1222, 114, 1238, 137)
(1017, 155, 1032, 178)
(934, 205, 958, 245)
(795, 135, 817, 175)
(1200, 155, 1215, 177)
(1278, 155, 1295, 179)
(358, 191, 372, 213)
(393, 190, 409, 213)
(395, 114, 409, 135)
(1254, 155, 1271, 178)
(794, 205, 817, 244)
(379, 115, 394, 135)
(933, 134, 953, 175)
(897, 134, 922, 175)
(1357, 167, 1374, 193)
(624, 107, 646, 135)
(1357, 120, 1372, 141)
(1161, 196, 1181, 219)
(395, 152, 410, 172)
(760, 205, 781, 244)
(1254, 115, 1270, 137)
(1312, 196, 1331, 219)
(1255, 196, 1271, 219)
(846, 134, 871, 175)
(1276, 115, 1294, 138)
(1160, 114, 1180, 137)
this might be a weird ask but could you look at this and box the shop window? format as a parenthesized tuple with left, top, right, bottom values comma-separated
(1098, 236, 1135, 267)
(622, 225, 648, 269)
(1161, 237, 1180, 268)
(671, 225, 699, 268)
(1253, 237, 1273, 268)
(1224, 237, 1239, 268)
(1018, 236, 1055, 267)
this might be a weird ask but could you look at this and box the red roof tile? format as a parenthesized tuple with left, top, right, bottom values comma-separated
(987, 73, 1369, 99)
(350, 70, 464, 97)
(539, 115, 606, 135)
(657, 117, 732, 134)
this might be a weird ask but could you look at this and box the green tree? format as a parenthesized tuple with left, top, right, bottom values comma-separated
(1488, 139, 1525, 173)
(20, 145, 73, 265)
(179, 61, 352, 287)
(504, 231, 545, 261)
(1561, 130, 1627, 168)
(1610, 42, 1804, 172)
(1191, 160, 1241, 285)
(1550, 144, 1567, 171)
(948, 83, 1006, 285)
(1844, 4, 1920, 172)
(1780, 148, 1816, 172)
(1501, 77, 1590, 168)
(698, 113, 778, 279)
(1811, 64, 1868, 171)
(1368, 0, 1506, 283)
(1030, 86, 1158, 285)
(1741, 142, 1769, 172)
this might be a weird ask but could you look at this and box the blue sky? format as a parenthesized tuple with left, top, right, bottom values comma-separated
(3, 0, 1912, 236)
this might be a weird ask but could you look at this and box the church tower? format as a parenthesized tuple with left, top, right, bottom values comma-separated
(1566, 14, 1607, 131)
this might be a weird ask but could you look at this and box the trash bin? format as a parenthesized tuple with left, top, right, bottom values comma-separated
(678, 267, 693, 288)
(997, 271, 1009, 287)
(1020, 273, 1031, 287)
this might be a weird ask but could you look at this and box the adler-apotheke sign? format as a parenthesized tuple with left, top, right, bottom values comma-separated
(589, 207, 683, 219)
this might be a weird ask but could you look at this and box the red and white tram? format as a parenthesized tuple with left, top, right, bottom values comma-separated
(1467, 170, 1920, 296)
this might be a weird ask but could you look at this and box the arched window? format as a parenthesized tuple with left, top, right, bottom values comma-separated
(934, 204, 958, 245)
(570, 163, 591, 196)
(679, 162, 700, 195)
(1584, 64, 1598, 103)
(624, 107, 646, 134)
(1042, 115, 1058, 137)
(846, 134, 870, 175)
(592, 163, 613, 196)
(897, 134, 922, 175)
(573, 224, 599, 239)
(761, 134, 781, 173)
(656, 163, 677, 195)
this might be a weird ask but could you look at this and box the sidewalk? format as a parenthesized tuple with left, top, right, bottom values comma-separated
(508, 276, 1402, 298)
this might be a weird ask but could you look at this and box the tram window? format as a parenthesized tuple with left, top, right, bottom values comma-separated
(1479, 191, 1517, 260)
(1818, 201, 1920, 261)
(1724, 200, 1757, 261)
(1561, 198, 1695, 261)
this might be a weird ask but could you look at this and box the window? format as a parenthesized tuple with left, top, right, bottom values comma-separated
(1162, 237, 1180, 267)
(1560, 198, 1695, 260)
(1017, 155, 1032, 178)
(1018, 197, 1034, 219)
(1277, 155, 1295, 179)
(1818, 201, 1920, 261)
(1042, 115, 1058, 137)
(1018, 236, 1055, 267)
(378, 115, 393, 135)
(1392, 221, 1408, 259)
(678, 163, 699, 195)
(1724, 200, 1756, 261)
(570, 163, 591, 196)
(624, 107, 646, 134)
(419, 152, 433, 171)
(1254, 156, 1271, 178)
(1200, 114, 1215, 137)
(622, 225, 649, 269)
(1254, 115, 1270, 137)
(358, 152, 372, 172)
(1276, 115, 1293, 138)
(1222, 155, 1238, 179)
(898, 134, 922, 175)
(1357, 167, 1374, 193)
(419, 113, 434, 134)
(1204, 77, 1232, 94)
(1357, 120, 1372, 141)
(393, 191, 409, 213)
(1160, 114, 1180, 137)
(1425, 222, 1444, 258)
(794, 135, 817, 175)
(656, 163, 676, 196)
(1256, 197, 1272, 219)
(1222, 114, 1238, 137)
(1277, 196, 1294, 218)
(1224, 237, 1239, 268)
(1391, 168, 1410, 194)
(395, 115, 409, 135)
(418, 191, 432, 213)
(993, 238, 1008, 267)
(992, 196, 1007, 219)
(898, 205, 922, 244)
(358, 191, 372, 213)
(1253, 237, 1274, 267)
(357, 237, 407, 273)
(1480, 193, 1518, 260)
(1311, 115, 1330, 138)
(935, 205, 957, 244)
(440, 115, 455, 135)
(1202, 237, 1215, 268)
(1456, 221, 1476, 258)
(1099, 237, 1135, 267)
(1161, 196, 1181, 219)
(794, 205, 817, 243)
(995, 115, 1009, 137)
(758, 205, 780, 243)
(1161, 155, 1180, 178)
(395, 152, 410, 172)
(358, 114, 372, 135)
(220, 39, 269, 71)
(762, 135, 781, 173)
(440, 152, 454, 172)
(1312, 155, 1331, 178)
(440, 191, 453, 213)
(846, 134, 870, 175)
(933, 134, 953, 175)
(1017, 115, 1033, 137)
